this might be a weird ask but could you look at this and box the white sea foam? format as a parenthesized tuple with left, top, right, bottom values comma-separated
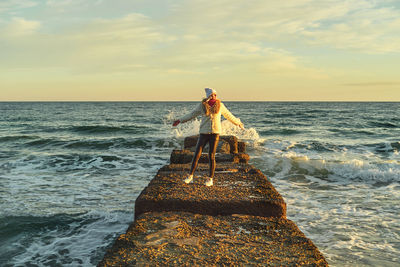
(250, 137, 400, 266)
(0, 150, 164, 217)
(9, 211, 132, 267)
(221, 120, 265, 147)
(163, 109, 265, 148)
(257, 139, 400, 185)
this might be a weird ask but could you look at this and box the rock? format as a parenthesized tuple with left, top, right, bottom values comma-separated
(169, 149, 193, 164)
(391, 141, 400, 151)
(237, 153, 250, 163)
(134, 163, 286, 219)
(98, 135, 328, 267)
(170, 150, 250, 164)
(218, 140, 231, 154)
(238, 141, 246, 153)
(220, 135, 238, 153)
(158, 163, 255, 173)
(98, 212, 328, 267)
(186, 139, 231, 154)
(183, 135, 199, 149)
(184, 135, 240, 154)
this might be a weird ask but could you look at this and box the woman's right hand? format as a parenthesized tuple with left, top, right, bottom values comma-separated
(172, 120, 180, 126)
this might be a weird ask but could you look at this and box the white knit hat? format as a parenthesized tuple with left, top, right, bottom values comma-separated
(205, 88, 217, 98)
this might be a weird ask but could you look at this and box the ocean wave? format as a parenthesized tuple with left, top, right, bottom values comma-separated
(0, 116, 37, 122)
(25, 138, 66, 148)
(293, 111, 323, 118)
(328, 128, 376, 137)
(259, 128, 303, 136)
(0, 152, 14, 160)
(2, 147, 170, 174)
(257, 152, 400, 185)
(0, 214, 83, 241)
(5, 124, 156, 136)
(0, 135, 39, 142)
(69, 125, 151, 135)
(0, 211, 132, 267)
(369, 121, 398, 128)
(256, 139, 400, 185)
(266, 139, 400, 159)
(267, 168, 400, 266)
(264, 140, 340, 155)
(19, 136, 174, 151)
(259, 119, 278, 124)
(291, 141, 338, 152)
(3, 153, 120, 173)
(267, 112, 297, 118)
(44, 153, 124, 170)
(64, 139, 119, 150)
(364, 142, 400, 154)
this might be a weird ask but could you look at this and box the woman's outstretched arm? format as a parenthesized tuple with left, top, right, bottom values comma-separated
(221, 103, 244, 129)
(172, 103, 203, 126)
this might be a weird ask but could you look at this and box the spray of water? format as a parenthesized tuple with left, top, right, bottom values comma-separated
(163, 109, 265, 148)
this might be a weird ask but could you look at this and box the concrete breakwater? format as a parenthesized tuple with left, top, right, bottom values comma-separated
(98, 135, 328, 266)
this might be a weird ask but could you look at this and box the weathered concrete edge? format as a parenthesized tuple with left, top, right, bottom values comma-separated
(98, 134, 328, 266)
(134, 197, 286, 219)
(134, 163, 287, 219)
(98, 211, 329, 266)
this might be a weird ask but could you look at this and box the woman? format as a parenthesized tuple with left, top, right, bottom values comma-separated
(172, 88, 244, 186)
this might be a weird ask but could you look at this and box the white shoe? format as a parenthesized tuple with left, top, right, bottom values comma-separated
(205, 177, 213, 187)
(184, 174, 193, 184)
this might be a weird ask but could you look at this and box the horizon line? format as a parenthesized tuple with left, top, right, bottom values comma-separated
(1, 100, 400, 103)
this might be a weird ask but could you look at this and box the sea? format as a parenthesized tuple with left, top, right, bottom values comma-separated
(0, 101, 399, 266)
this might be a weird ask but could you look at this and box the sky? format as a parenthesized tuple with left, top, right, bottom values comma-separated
(1, 0, 400, 101)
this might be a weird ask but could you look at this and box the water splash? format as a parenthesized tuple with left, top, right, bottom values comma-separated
(221, 120, 265, 147)
(163, 108, 200, 139)
(163, 109, 265, 147)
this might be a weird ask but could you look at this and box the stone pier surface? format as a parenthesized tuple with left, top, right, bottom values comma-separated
(99, 135, 328, 266)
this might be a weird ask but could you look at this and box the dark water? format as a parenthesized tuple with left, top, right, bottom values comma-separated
(0, 102, 399, 266)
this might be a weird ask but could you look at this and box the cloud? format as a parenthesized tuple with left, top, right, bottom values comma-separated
(45, 0, 103, 13)
(65, 13, 176, 74)
(0, 13, 171, 74)
(46, 0, 78, 7)
(0, 8, 327, 81)
(168, 0, 400, 53)
(1, 0, 398, 80)
(301, 5, 400, 53)
(342, 82, 400, 87)
(0, 0, 37, 13)
(1, 17, 40, 36)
